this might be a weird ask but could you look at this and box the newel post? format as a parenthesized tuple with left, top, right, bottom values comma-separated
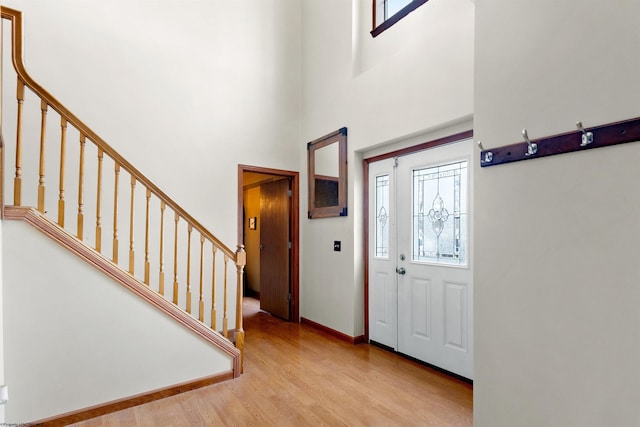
(235, 244, 246, 372)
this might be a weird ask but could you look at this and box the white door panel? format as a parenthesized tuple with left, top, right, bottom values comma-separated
(444, 280, 468, 351)
(397, 274, 435, 362)
(370, 271, 396, 347)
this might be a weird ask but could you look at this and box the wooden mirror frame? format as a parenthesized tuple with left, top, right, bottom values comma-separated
(307, 128, 348, 219)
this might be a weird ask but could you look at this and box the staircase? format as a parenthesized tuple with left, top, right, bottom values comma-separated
(0, 6, 245, 423)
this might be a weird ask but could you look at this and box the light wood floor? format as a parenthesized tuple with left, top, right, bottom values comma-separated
(72, 298, 472, 426)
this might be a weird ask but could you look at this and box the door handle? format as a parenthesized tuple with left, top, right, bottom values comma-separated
(396, 267, 406, 275)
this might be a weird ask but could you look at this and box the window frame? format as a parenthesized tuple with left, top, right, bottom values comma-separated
(371, 0, 429, 37)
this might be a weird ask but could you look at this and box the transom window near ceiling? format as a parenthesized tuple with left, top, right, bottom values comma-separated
(372, 0, 429, 37)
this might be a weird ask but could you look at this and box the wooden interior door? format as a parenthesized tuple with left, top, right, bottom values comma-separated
(259, 179, 291, 320)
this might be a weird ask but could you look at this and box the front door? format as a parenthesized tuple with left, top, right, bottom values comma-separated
(368, 139, 473, 379)
(259, 178, 291, 320)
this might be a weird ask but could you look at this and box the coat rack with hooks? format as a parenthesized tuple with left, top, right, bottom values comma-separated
(478, 116, 640, 168)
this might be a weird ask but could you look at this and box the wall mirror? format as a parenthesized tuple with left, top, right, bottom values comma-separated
(307, 127, 347, 219)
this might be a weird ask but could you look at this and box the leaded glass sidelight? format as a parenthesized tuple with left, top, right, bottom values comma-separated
(413, 160, 467, 265)
(375, 174, 390, 258)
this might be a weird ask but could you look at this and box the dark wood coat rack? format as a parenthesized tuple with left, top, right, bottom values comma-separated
(478, 116, 640, 167)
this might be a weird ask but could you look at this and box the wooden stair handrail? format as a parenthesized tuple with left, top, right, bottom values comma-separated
(0, 6, 236, 260)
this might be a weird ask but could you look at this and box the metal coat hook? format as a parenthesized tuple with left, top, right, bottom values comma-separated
(477, 140, 493, 163)
(576, 121, 594, 146)
(522, 129, 537, 156)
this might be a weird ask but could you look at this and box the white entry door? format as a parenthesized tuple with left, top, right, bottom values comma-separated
(368, 139, 473, 379)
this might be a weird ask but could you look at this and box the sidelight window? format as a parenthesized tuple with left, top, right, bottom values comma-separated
(375, 174, 390, 258)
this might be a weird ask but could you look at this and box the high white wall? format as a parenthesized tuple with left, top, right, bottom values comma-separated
(474, 1, 640, 426)
(2, 220, 232, 422)
(1, 0, 302, 249)
(300, 0, 474, 336)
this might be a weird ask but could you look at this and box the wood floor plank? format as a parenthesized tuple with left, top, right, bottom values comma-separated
(71, 298, 472, 426)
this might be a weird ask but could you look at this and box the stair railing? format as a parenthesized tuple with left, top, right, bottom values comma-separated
(0, 6, 245, 369)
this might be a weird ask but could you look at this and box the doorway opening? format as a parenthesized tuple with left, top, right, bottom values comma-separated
(238, 164, 300, 322)
(363, 130, 474, 380)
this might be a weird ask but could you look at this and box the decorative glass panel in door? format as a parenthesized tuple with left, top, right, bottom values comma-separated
(412, 161, 468, 265)
(375, 174, 390, 258)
